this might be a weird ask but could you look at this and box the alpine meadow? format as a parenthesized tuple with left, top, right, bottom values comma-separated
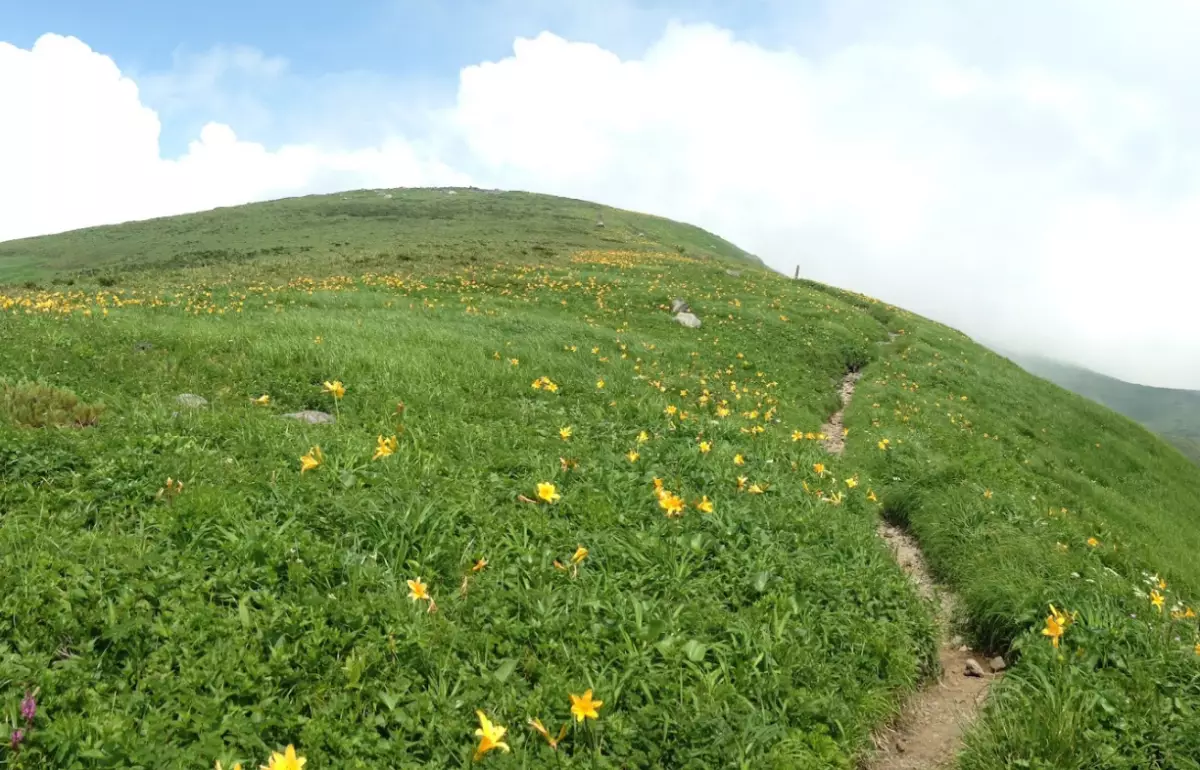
(1, 188, 1199, 769)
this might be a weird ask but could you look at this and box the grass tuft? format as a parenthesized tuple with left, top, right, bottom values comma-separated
(0, 379, 103, 428)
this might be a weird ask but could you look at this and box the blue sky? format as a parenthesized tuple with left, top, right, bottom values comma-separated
(6, 1, 832, 147)
(5, 0, 822, 154)
(5, 1, 808, 69)
(4, 0, 1200, 387)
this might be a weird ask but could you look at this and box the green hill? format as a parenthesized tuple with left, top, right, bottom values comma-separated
(0, 187, 762, 284)
(2, 188, 1199, 769)
(1009, 353, 1200, 464)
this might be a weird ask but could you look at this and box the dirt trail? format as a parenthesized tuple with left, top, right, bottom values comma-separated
(822, 369, 1000, 770)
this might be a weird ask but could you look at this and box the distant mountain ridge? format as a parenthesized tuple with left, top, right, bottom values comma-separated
(1007, 352, 1200, 464)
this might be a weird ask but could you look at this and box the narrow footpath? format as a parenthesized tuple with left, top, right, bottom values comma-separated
(821, 366, 1002, 769)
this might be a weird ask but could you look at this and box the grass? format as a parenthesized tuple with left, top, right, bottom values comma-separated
(0, 188, 1198, 768)
(845, 326, 1200, 768)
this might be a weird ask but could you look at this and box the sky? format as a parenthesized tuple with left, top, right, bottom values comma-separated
(2, 0, 1200, 389)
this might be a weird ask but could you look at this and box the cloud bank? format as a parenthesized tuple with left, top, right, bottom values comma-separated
(2, 10, 1199, 389)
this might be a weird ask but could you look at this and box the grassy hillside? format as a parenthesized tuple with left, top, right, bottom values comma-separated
(1008, 354, 1200, 465)
(1, 189, 1199, 769)
(0, 187, 761, 284)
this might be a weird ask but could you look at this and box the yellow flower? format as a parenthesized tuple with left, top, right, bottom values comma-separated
(737, 475, 748, 491)
(695, 495, 714, 513)
(699, 441, 712, 454)
(596, 379, 605, 389)
(1195, 642, 1200, 657)
(537, 482, 561, 504)
(373, 435, 398, 461)
(571, 546, 588, 564)
(569, 689, 603, 722)
(260, 745, 305, 770)
(322, 380, 346, 400)
(253, 394, 270, 406)
(813, 463, 826, 476)
(474, 711, 511, 760)
(658, 491, 685, 517)
(407, 578, 430, 602)
(845, 477, 858, 489)
(665, 405, 678, 416)
(748, 483, 764, 495)
(1087, 537, 1100, 548)
(867, 490, 878, 503)
(472, 558, 488, 572)
(1042, 605, 1069, 648)
(983, 489, 993, 499)
(733, 454, 745, 466)
(878, 439, 891, 451)
(636, 430, 650, 444)
(1150, 590, 1165, 612)
(791, 430, 804, 441)
(299, 446, 323, 473)
(559, 426, 573, 441)
(215, 763, 242, 770)
(715, 406, 731, 418)
(626, 450, 639, 463)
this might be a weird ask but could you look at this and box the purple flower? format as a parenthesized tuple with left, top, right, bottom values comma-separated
(19, 692, 35, 725)
(9, 728, 23, 751)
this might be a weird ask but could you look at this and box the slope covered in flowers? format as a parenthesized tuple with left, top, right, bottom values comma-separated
(1, 189, 1199, 768)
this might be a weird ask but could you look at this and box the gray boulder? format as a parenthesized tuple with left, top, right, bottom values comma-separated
(674, 312, 702, 329)
(176, 394, 208, 408)
(281, 410, 336, 425)
(670, 298, 690, 313)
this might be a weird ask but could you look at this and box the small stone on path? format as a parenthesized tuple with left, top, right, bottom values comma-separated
(964, 658, 985, 678)
(989, 656, 1007, 672)
(176, 393, 208, 408)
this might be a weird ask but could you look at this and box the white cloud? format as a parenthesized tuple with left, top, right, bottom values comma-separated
(0, 34, 469, 241)
(2, 11, 1200, 388)
(452, 22, 1200, 389)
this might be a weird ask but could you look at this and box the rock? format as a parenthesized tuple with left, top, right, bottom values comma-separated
(949, 635, 964, 647)
(670, 297, 691, 313)
(674, 312, 702, 329)
(281, 410, 336, 425)
(894, 739, 907, 754)
(134, 340, 154, 353)
(964, 658, 985, 677)
(989, 655, 1007, 672)
(176, 393, 208, 409)
(959, 645, 969, 652)
(725, 269, 742, 277)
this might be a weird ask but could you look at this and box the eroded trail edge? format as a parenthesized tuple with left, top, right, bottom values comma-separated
(822, 369, 1001, 770)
